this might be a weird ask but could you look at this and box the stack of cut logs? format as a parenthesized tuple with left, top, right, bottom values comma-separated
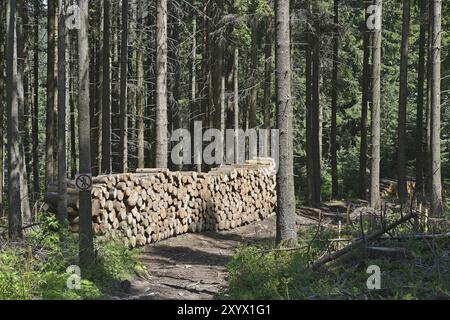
(44, 159, 277, 248)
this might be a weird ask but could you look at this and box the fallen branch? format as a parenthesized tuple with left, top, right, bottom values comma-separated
(22, 222, 44, 230)
(262, 245, 308, 254)
(309, 212, 417, 270)
(379, 232, 450, 241)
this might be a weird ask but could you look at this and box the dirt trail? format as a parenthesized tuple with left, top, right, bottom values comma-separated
(115, 215, 278, 300)
(111, 206, 329, 301)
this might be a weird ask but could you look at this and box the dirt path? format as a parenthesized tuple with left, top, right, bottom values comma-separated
(115, 215, 279, 300)
(111, 207, 329, 300)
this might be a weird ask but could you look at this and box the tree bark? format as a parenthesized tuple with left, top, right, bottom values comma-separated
(397, 0, 410, 203)
(136, 0, 145, 169)
(211, 0, 224, 130)
(220, 74, 226, 163)
(234, 48, 239, 164)
(57, 0, 67, 225)
(430, 0, 442, 215)
(305, 23, 314, 206)
(168, 14, 181, 171)
(96, 3, 104, 174)
(32, 0, 40, 197)
(119, 0, 128, 173)
(0, 1, 5, 218)
(330, 0, 339, 199)
(69, 35, 77, 178)
(190, 17, 201, 172)
(311, 33, 322, 206)
(359, 7, 371, 200)
(275, 0, 297, 244)
(17, 0, 31, 224)
(425, 0, 433, 197)
(78, 0, 94, 267)
(111, 4, 120, 174)
(46, 0, 57, 185)
(263, 14, 273, 155)
(248, 0, 259, 129)
(155, 0, 168, 168)
(415, 0, 427, 196)
(201, 2, 210, 129)
(370, 0, 382, 210)
(6, 0, 23, 238)
(101, 0, 111, 174)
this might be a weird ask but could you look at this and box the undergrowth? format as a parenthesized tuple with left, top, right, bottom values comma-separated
(221, 212, 450, 300)
(0, 213, 145, 300)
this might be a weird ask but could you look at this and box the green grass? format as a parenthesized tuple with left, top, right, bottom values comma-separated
(0, 213, 145, 300)
(221, 215, 450, 300)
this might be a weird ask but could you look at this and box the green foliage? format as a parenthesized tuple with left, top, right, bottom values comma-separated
(222, 246, 296, 300)
(338, 144, 361, 198)
(255, 0, 274, 18)
(321, 161, 333, 201)
(0, 214, 144, 300)
(222, 221, 450, 300)
(0, 248, 38, 300)
(88, 235, 146, 290)
(289, 0, 450, 202)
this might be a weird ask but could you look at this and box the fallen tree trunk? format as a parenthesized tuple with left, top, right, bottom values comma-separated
(309, 212, 417, 270)
(379, 232, 450, 241)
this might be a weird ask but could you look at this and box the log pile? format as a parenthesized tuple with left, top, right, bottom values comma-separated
(44, 159, 277, 248)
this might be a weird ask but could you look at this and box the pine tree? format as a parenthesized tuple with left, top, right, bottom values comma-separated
(275, 0, 297, 244)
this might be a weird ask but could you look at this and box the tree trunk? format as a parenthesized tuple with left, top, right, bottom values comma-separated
(370, 0, 382, 210)
(78, 0, 94, 267)
(311, 33, 321, 205)
(425, 0, 433, 197)
(190, 17, 201, 172)
(96, 3, 104, 174)
(6, 0, 23, 238)
(359, 7, 371, 200)
(69, 35, 77, 178)
(119, 0, 128, 173)
(0, 1, 5, 218)
(330, 0, 339, 199)
(397, 0, 410, 203)
(263, 14, 273, 155)
(101, 0, 111, 174)
(416, 0, 427, 196)
(46, 0, 57, 185)
(136, 0, 145, 169)
(275, 0, 297, 244)
(201, 2, 210, 129)
(211, 0, 224, 130)
(17, 0, 31, 224)
(248, 0, 258, 129)
(234, 48, 239, 164)
(89, 23, 98, 176)
(430, 0, 442, 215)
(155, 0, 168, 168)
(168, 14, 181, 172)
(57, 0, 67, 225)
(305, 25, 314, 206)
(32, 0, 40, 197)
(111, 5, 120, 174)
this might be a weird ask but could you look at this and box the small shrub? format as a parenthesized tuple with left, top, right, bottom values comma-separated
(0, 213, 144, 300)
(222, 223, 450, 300)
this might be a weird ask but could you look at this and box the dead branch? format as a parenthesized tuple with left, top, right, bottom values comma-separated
(308, 212, 417, 270)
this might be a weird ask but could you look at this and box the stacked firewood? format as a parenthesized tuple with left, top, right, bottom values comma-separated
(44, 159, 277, 248)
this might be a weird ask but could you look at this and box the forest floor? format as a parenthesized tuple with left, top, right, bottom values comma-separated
(111, 197, 450, 300)
(112, 215, 280, 300)
(111, 202, 346, 300)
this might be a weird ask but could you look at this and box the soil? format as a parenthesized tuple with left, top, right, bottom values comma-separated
(111, 211, 325, 300)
